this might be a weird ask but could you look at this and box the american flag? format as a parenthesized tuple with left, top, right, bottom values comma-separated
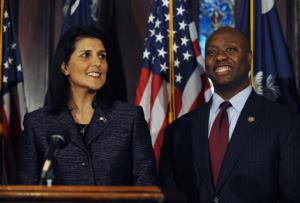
(1, 0, 27, 184)
(135, 0, 211, 163)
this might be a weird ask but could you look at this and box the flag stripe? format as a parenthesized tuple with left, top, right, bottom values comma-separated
(178, 67, 202, 116)
(150, 74, 164, 113)
(149, 80, 168, 145)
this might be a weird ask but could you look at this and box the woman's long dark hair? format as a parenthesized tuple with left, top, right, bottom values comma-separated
(48, 26, 115, 113)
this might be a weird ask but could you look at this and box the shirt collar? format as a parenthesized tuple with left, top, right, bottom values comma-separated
(211, 86, 252, 114)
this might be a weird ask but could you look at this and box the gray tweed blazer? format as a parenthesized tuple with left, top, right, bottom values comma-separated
(18, 101, 157, 185)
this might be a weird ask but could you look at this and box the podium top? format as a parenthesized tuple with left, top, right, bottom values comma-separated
(0, 185, 164, 203)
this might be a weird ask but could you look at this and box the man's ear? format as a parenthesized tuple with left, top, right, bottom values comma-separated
(61, 63, 69, 76)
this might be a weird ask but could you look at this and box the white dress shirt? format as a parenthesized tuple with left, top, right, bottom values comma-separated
(208, 86, 252, 140)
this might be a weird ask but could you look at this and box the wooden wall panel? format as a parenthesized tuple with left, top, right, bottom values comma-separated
(115, 0, 151, 103)
(287, 0, 300, 94)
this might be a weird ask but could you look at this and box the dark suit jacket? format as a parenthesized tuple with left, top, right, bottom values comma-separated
(18, 101, 157, 185)
(159, 91, 300, 203)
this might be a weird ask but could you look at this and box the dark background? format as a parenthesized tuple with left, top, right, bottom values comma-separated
(10, 0, 299, 112)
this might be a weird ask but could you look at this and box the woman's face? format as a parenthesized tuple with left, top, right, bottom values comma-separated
(61, 37, 108, 92)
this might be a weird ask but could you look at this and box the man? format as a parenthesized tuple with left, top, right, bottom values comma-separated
(159, 27, 300, 203)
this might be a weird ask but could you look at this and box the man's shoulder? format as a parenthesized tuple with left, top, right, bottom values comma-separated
(251, 92, 299, 120)
(169, 102, 210, 128)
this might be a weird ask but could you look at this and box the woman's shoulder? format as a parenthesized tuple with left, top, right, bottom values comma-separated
(24, 106, 56, 122)
(101, 100, 140, 111)
(99, 100, 143, 118)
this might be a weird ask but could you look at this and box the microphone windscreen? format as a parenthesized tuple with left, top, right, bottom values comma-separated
(47, 125, 70, 148)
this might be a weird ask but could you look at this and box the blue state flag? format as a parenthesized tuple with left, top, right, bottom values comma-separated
(236, 0, 299, 111)
(61, 0, 96, 34)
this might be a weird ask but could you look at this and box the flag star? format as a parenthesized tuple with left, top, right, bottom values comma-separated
(149, 29, 155, 37)
(175, 73, 183, 83)
(174, 58, 180, 67)
(177, 6, 185, 16)
(148, 13, 155, 23)
(3, 26, 7, 32)
(160, 62, 168, 72)
(155, 32, 164, 43)
(3, 76, 8, 83)
(183, 50, 192, 61)
(8, 57, 13, 64)
(4, 61, 9, 69)
(4, 10, 8, 18)
(158, 47, 167, 58)
(181, 36, 189, 46)
(17, 64, 22, 71)
(162, 0, 169, 7)
(143, 49, 151, 59)
(154, 19, 161, 28)
(11, 43, 17, 49)
(164, 14, 169, 22)
(179, 20, 187, 30)
(173, 42, 179, 53)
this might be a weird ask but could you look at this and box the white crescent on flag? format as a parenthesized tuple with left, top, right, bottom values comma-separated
(261, 0, 274, 14)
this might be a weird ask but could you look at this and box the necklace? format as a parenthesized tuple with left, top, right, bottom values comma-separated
(77, 124, 89, 134)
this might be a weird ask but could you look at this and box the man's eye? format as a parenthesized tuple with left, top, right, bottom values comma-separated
(99, 53, 107, 59)
(206, 50, 216, 56)
(225, 47, 238, 52)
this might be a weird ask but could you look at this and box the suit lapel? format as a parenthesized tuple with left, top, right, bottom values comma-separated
(85, 104, 112, 146)
(192, 101, 215, 194)
(216, 92, 264, 192)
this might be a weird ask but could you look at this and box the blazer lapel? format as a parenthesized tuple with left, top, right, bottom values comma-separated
(192, 101, 215, 194)
(85, 104, 111, 146)
(216, 92, 264, 192)
(55, 110, 86, 150)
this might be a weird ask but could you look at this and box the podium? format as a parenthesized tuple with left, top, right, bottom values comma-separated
(0, 185, 164, 203)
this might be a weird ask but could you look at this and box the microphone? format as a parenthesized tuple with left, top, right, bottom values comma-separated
(39, 129, 70, 185)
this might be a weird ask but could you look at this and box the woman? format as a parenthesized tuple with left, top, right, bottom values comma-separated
(18, 26, 157, 185)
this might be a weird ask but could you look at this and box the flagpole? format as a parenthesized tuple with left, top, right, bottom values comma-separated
(250, 0, 255, 87)
(168, 0, 175, 123)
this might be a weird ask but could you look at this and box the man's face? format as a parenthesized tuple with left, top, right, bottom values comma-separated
(205, 28, 252, 97)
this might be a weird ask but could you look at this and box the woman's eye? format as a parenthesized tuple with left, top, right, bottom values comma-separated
(80, 52, 90, 58)
(99, 53, 107, 59)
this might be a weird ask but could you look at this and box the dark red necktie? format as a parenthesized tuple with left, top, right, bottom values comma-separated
(209, 101, 231, 186)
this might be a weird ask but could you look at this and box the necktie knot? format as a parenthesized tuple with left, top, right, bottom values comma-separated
(219, 101, 231, 111)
